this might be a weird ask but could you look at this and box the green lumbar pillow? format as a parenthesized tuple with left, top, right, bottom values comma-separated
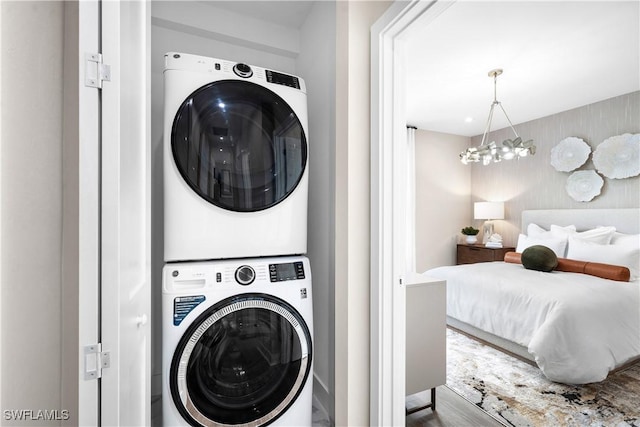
(521, 245, 558, 272)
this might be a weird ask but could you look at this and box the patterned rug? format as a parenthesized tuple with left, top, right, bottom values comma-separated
(446, 328, 640, 427)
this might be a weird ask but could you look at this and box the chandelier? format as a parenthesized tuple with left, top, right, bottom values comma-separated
(460, 69, 535, 165)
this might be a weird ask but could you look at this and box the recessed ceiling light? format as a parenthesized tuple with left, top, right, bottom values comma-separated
(464, 117, 473, 123)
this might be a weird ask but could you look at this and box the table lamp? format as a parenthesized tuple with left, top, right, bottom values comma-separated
(474, 202, 505, 244)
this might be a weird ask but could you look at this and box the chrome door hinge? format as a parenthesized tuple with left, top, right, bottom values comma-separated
(85, 53, 111, 89)
(84, 343, 111, 380)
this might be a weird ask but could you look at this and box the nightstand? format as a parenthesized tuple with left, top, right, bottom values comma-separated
(456, 244, 515, 265)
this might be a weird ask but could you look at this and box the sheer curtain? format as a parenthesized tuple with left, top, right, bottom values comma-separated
(406, 126, 416, 273)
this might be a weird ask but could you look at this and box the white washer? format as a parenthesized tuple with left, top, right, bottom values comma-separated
(163, 53, 309, 262)
(162, 256, 313, 427)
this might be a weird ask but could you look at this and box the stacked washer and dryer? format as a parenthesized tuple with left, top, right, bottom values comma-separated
(162, 53, 313, 427)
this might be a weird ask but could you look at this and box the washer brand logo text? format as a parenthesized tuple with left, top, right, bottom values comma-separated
(3, 409, 70, 421)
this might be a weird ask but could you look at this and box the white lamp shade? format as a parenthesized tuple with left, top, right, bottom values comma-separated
(474, 202, 504, 220)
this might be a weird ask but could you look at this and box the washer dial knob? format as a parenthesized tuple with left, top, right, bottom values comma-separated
(233, 63, 253, 78)
(235, 265, 256, 285)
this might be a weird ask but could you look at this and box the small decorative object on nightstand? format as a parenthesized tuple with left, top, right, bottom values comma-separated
(457, 244, 515, 265)
(460, 226, 480, 244)
(485, 233, 503, 248)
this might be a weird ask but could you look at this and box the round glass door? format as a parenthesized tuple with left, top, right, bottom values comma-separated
(170, 294, 312, 427)
(171, 80, 307, 212)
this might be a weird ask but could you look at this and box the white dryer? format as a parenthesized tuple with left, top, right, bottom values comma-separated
(162, 256, 313, 427)
(163, 53, 309, 262)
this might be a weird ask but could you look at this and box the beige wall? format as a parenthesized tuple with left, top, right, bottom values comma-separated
(414, 130, 471, 271)
(470, 91, 640, 246)
(1, 1, 65, 423)
(335, 1, 392, 425)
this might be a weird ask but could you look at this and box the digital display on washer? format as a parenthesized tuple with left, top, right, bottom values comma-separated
(269, 261, 305, 282)
(265, 70, 300, 89)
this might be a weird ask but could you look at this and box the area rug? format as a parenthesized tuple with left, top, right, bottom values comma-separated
(446, 328, 640, 427)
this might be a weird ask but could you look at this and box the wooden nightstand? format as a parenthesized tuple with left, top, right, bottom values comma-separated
(456, 244, 515, 265)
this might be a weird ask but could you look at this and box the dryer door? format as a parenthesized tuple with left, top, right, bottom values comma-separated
(171, 80, 307, 212)
(170, 293, 312, 427)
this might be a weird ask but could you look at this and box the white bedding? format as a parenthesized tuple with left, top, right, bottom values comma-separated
(425, 261, 640, 384)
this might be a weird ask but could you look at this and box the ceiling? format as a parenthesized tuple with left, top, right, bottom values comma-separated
(210, 1, 639, 137)
(404, 1, 640, 136)
(199, 1, 314, 29)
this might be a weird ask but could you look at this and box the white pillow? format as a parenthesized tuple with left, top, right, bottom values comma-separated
(566, 237, 640, 281)
(516, 234, 567, 258)
(611, 232, 640, 248)
(525, 224, 575, 256)
(549, 224, 579, 237)
(564, 226, 616, 245)
(528, 223, 576, 237)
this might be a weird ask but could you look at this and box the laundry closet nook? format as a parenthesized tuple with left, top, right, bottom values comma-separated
(149, 2, 336, 425)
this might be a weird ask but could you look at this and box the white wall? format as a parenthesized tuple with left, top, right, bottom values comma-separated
(0, 1, 65, 423)
(295, 1, 336, 417)
(414, 130, 471, 271)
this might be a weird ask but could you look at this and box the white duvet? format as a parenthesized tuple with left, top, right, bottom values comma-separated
(425, 262, 640, 384)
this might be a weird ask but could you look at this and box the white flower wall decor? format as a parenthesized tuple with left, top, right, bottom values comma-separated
(550, 137, 591, 172)
(566, 170, 604, 202)
(592, 133, 640, 179)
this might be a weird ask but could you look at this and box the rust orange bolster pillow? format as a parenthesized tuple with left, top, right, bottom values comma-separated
(503, 252, 631, 282)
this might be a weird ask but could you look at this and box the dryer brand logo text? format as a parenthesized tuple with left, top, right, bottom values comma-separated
(4, 409, 70, 421)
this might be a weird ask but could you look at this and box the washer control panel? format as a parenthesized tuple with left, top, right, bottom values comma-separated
(165, 256, 309, 291)
(269, 261, 305, 282)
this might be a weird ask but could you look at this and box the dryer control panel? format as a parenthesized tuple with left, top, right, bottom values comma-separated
(269, 261, 305, 282)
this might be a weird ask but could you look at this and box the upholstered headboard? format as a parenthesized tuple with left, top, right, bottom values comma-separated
(522, 208, 640, 234)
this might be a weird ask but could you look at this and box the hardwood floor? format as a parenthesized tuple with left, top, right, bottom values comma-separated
(406, 385, 504, 427)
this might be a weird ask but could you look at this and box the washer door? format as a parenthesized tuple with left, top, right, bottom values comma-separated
(170, 294, 312, 427)
(171, 80, 307, 212)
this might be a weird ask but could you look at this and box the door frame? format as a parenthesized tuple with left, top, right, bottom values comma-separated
(100, 0, 151, 425)
(74, 1, 101, 423)
(370, 1, 454, 424)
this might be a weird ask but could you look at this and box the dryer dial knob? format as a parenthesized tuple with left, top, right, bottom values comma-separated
(233, 63, 253, 78)
(235, 265, 256, 285)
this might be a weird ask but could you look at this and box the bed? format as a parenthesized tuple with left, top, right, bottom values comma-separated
(424, 208, 640, 385)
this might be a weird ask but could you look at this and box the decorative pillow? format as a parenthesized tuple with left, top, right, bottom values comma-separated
(566, 237, 640, 281)
(521, 245, 558, 272)
(504, 251, 631, 281)
(516, 234, 567, 258)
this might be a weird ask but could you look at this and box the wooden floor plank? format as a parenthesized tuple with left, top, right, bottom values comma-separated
(406, 385, 504, 427)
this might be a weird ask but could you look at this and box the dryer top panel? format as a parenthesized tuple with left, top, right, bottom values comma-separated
(164, 52, 306, 92)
